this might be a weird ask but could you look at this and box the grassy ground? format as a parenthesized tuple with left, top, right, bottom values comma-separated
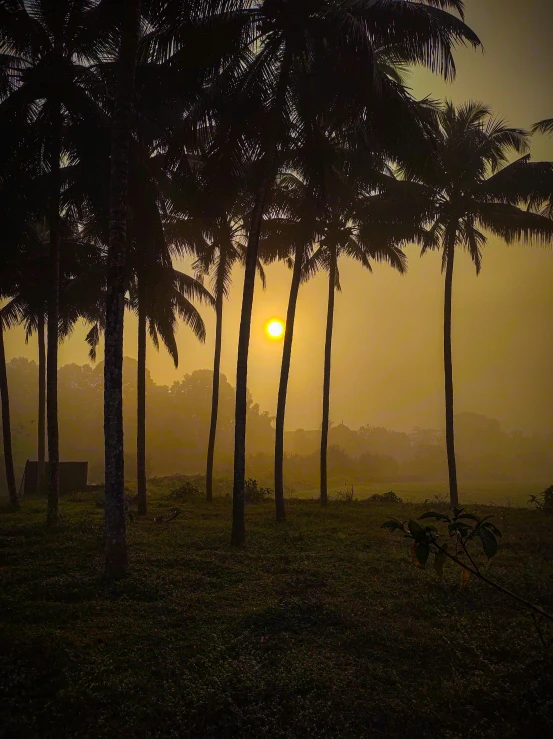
(294, 480, 545, 506)
(1, 482, 553, 738)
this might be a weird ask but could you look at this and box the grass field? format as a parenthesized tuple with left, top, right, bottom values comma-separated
(1, 482, 553, 738)
(294, 480, 545, 507)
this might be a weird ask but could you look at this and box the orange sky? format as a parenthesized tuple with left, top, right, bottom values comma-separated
(5, 0, 553, 435)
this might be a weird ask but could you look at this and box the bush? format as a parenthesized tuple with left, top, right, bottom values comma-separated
(169, 480, 203, 500)
(367, 490, 403, 504)
(244, 478, 273, 503)
(529, 485, 553, 512)
(333, 486, 355, 503)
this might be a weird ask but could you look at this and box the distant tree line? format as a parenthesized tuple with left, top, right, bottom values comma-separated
(2, 358, 551, 498)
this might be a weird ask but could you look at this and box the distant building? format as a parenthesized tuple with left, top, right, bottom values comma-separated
(23, 461, 88, 496)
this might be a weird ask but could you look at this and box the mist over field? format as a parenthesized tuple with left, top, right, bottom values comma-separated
(3, 357, 551, 507)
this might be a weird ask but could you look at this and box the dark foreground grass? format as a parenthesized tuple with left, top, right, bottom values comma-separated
(1, 486, 553, 738)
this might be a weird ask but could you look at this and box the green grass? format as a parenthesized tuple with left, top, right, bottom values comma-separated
(1, 483, 553, 738)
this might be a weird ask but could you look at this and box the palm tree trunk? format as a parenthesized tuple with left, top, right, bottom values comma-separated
(136, 284, 147, 516)
(206, 271, 225, 503)
(274, 240, 305, 521)
(37, 313, 46, 494)
(231, 51, 292, 546)
(320, 246, 337, 506)
(444, 244, 459, 507)
(104, 0, 140, 579)
(0, 322, 17, 508)
(46, 102, 61, 527)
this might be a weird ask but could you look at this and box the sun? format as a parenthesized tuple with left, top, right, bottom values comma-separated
(265, 318, 285, 340)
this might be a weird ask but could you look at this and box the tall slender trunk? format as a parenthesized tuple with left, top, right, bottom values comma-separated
(37, 313, 46, 494)
(0, 322, 17, 508)
(231, 51, 292, 547)
(443, 243, 459, 507)
(136, 284, 147, 516)
(206, 268, 225, 503)
(320, 246, 337, 506)
(274, 240, 305, 520)
(46, 102, 61, 526)
(104, 0, 140, 579)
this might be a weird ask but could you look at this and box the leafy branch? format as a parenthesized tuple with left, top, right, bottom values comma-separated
(382, 507, 553, 627)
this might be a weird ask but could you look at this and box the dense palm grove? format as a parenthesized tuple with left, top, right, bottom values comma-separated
(1, 0, 553, 577)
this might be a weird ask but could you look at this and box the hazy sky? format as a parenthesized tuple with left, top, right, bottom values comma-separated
(6, 0, 553, 434)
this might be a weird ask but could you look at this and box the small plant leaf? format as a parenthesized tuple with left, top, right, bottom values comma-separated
(416, 542, 430, 567)
(482, 521, 502, 537)
(449, 522, 472, 537)
(477, 526, 498, 559)
(457, 513, 480, 523)
(408, 519, 425, 540)
(461, 568, 471, 588)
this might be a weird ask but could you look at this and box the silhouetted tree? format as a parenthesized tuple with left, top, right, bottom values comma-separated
(164, 164, 257, 504)
(0, 320, 17, 508)
(192, 0, 479, 544)
(104, 0, 141, 579)
(387, 102, 553, 505)
(0, 0, 115, 523)
(132, 266, 211, 514)
(306, 199, 407, 506)
(533, 119, 553, 136)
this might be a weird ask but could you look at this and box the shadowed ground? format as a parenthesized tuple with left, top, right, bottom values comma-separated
(1, 482, 552, 738)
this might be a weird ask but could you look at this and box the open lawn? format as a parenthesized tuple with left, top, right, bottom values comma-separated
(1, 484, 553, 738)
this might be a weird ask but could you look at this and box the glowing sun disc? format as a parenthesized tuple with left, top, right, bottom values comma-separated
(266, 319, 285, 339)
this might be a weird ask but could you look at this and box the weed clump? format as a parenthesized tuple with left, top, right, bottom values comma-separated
(367, 490, 403, 504)
(529, 485, 553, 512)
(169, 480, 203, 500)
(244, 478, 273, 503)
(333, 486, 356, 503)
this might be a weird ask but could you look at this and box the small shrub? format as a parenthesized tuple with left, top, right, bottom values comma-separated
(169, 480, 203, 500)
(244, 478, 273, 503)
(334, 486, 355, 503)
(529, 485, 553, 512)
(367, 490, 403, 504)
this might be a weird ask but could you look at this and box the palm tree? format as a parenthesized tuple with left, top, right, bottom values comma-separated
(187, 218, 249, 504)
(384, 102, 553, 506)
(165, 160, 266, 503)
(86, 257, 212, 518)
(531, 119, 553, 218)
(266, 83, 419, 519)
(104, 0, 141, 579)
(261, 174, 318, 521)
(532, 119, 553, 136)
(305, 198, 407, 506)
(0, 164, 36, 509)
(188, 0, 480, 544)
(0, 319, 17, 508)
(132, 264, 212, 515)
(2, 222, 104, 500)
(0, 0, 112, 524)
